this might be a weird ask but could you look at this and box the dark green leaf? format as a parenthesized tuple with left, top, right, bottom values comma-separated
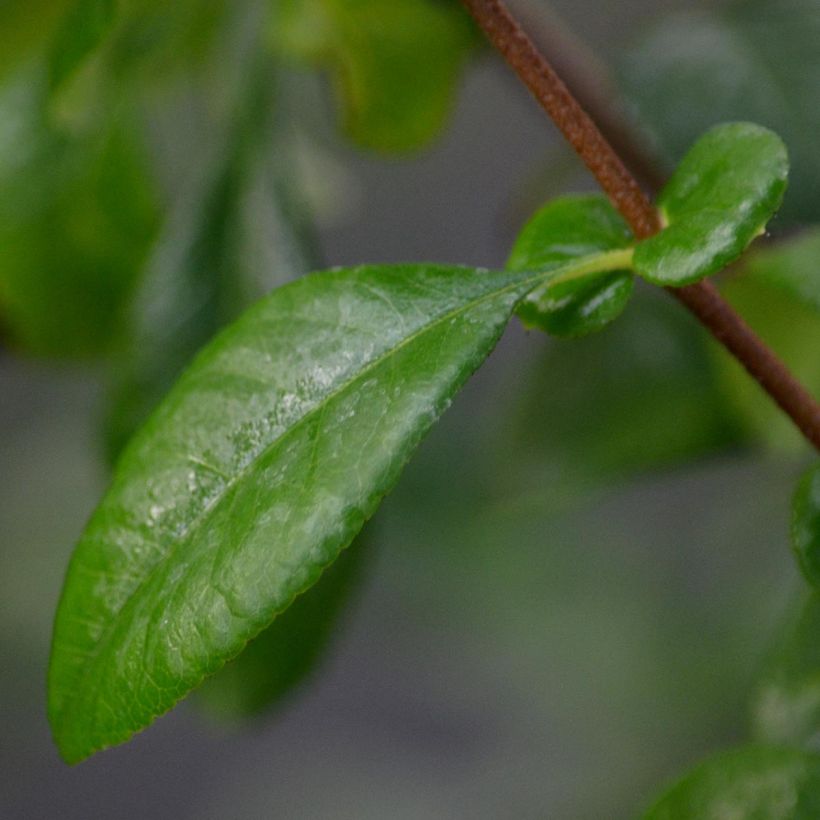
(752, 592, 820, 749)
(48, 263, 551, 763)
(270, 0, 477, 152)
(48, 0, 116, 94)
(745, 229, 820, 314)
(507, 195, 634, 337)
(620, 0, 820, 224)
(196, 532, 368, 719)
(633, 123, 788, 286)
(642, 746, 820, 819)
(793, 464, 820, 590)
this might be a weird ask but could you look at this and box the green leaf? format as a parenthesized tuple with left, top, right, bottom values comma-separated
(507, 194, 635, 338)
(269, 0, 476, 151)
(642, 746, 820, 819)
(48, 0, 117, 94)
(745, 228, 820, 314)
(196, 531, 368, 719)
(752, 592, 820, 749)
(620, 0, 820, 224)
(0, 77, 159, 359)
(48, 263, 550, 763)
(793, 464, 820, 590)
(633, 123, 788, 286)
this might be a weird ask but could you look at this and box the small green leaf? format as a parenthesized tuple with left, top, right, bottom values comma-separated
(48, 263, 550, 763)
(507, 195, 635, 337)
(793, 464, 820, 589)
(642, 745, 820, 819)
(752, 592, 820, 749)
(745, 228, 820, 314)
(634, 123, 788, 286)
(270, 0, 476, 152)
(48, 0, 117, 94)
(196, 532, 368, 719)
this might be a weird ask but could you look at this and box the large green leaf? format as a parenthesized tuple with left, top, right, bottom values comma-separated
(269, 0, 476, 151)
(196, 530, 368, 719)
(620, 0, 820, 224)
(633, 123, 788, 286)
(642, 746, 820, 819)
(752, 592, 820, 749)
(48, 263, 557, 763)
(793, 464, 820, 590)
(507, 194, 634, 338)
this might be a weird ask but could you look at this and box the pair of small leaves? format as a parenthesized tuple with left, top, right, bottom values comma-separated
(48, 120, 791, 762)
(510, 122, 787, 337)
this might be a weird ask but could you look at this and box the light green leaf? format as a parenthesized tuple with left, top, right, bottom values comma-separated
(642, 746, 820, 819)
(196, 531, 368, 719)
(507, 194, 635, 338)
(270, 0, 477, 151)
(793, 464, 820, 590)
(620, 0, 820, 224)
(48, 263, 552, 763)
(633, 123, 788, 286)
(752, 592, 820, 749)
(48, 0, 117, 94)
(745, 228, 820, 314)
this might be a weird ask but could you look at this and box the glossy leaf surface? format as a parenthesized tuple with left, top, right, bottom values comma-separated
(633, 123, 788, 286)
(196, 532, 367, 719)
(621, 0, 820, 223)
(753, 593, 820, 749)
(48, 263, 546, 763)
(794, 464, 820, 589)
(270, 0, 476, 151)
(507, 195, 634, 337)
(643, 746, 820, 819)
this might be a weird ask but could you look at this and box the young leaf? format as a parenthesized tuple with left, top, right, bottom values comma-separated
(633, 123, 788, 286)
(48, 263, 549, 763)
(269, 0, 477, 152)
(507, 195, 635, 337)
(793, 463, 820, 589)
(196, 531, 368, 719)
(752, 592, 820, 749)
(642, 746, 820, 819)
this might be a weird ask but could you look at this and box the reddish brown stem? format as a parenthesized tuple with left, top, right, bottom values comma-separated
(461, 0, 820, 452)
